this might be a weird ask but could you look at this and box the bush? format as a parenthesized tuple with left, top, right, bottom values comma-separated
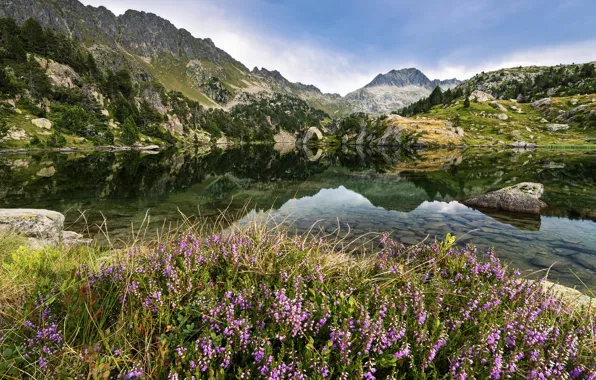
(120, 116, 138, 146)
(46, 130, 66, 147)
(0, 229, 594, 378)
(29, 135, 42, 146)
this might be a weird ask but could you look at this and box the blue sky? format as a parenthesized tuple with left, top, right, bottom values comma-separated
(81, 0, 596, 95)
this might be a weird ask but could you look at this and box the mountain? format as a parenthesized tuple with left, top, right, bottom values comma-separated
(340, 68, 460, 115)
(0, 0, 459, 124)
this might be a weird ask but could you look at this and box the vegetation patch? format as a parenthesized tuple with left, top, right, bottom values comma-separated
(0, 228, 594, 378)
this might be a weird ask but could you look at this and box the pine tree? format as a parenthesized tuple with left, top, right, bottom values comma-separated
(428, 86, 443, 106)
(20, 18, 45, 54)
(463, 96, 470, 108)
(120, 117, 139, 146)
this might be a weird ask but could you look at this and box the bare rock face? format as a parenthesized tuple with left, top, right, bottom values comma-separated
(463, 182, 547, 214)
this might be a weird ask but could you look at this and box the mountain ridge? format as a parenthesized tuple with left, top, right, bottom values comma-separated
(0, 0, 460, 115)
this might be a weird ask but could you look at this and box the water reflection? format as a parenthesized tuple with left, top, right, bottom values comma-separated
(1, 145, 596, 286)
(237, 186, 596, 287)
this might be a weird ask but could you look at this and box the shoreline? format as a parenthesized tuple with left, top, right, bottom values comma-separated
(2, 142, 596, 155)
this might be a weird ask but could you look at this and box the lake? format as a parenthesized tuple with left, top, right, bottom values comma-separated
(1, 145, 596, 287)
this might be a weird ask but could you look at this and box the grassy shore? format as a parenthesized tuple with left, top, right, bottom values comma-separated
(0, 227, 594, 378)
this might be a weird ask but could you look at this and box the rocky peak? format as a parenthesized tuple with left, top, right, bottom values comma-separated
(252, 67, 289, 83)
(0, 0, 248, 70)
(365, 68, 432, 88)
(365, 68, 461, 90)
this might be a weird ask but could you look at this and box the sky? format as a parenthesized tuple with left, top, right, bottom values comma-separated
(80, 0, 596, 96)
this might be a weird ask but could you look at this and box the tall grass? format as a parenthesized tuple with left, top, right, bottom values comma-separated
(0, 225, 594, 379)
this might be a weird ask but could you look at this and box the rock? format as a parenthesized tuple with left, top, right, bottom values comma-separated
(62, 231, 92, 247)
(455, 127, 464, 137)
(512, 141, 536, 149)
(525, 126, 532, 132)
(569, 104, 588, 115)
(539, 118, 548, 123)
(546, 124, 570, 132)
(0, 209, 91, 248)
(273, 130, 295, 145)
(31, 118, 52, 130)
(101, 109, 110, 116)
(495, 113, 509, 121)
(164, 114, 184, 135)
(140, 144, 160, 150)
(543, 162, 565, 169)
(0, 209, 64, 246)
(532, 98, 552, 109)
(36, 166, 56, 177)
(570, 99, 579, 106)
(1, 127, 28, 141)
(510, 105, 523, 113)
(541, 281, 594, 308)
(490, 101, 507, 112)
(34, 57, 81, 88)
(463, 182, 547, 214)
(469, 90, 494, 102)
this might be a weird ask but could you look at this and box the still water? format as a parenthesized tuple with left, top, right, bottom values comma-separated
(1, 145, 595, 287)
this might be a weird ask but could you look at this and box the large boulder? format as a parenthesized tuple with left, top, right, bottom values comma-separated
(463, 183, 547, 214)
(532, 98, 552, 109)
(0, 209, 64, 246)
(490, 101, 507, 112)
(0, 209, 91, 248)
(469, 90, 494, 102)
(31, 118, 52, 130)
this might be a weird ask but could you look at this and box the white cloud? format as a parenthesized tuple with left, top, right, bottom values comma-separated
(423, 39, 596, 81)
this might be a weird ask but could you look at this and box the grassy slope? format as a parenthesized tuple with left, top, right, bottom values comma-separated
(419, 94, 596, 146)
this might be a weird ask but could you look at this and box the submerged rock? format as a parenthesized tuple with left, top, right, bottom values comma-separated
(463, 182, 547, 214)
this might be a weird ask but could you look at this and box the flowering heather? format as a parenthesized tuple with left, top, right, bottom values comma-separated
(0, 228, 595, 378)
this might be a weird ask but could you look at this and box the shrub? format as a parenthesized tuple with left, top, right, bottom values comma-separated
(46, 130, 66, 147)
(0, 229, 594, 378)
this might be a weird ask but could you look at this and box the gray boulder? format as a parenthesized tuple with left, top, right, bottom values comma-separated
(546, 124, 570, 132)
(463, 182, 547, 214)
(490, 101, 507, 112)
(62, 231, 92, 247)
(532, 98, 552, 109)
(0, 209, 91, 248)
(0, 209, 64, 246)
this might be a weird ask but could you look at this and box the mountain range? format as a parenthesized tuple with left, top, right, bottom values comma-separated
(0, 0, 460, 116)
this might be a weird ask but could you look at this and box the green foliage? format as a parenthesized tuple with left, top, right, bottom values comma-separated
(120, 116, 139, 146)
(463, 96, 470, 108)
(29, 135, 42, 146)
(53, 104, 98, 137)
(46, 130, 66, 147)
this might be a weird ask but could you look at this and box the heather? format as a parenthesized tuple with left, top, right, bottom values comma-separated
(0, 228, 595, 379)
